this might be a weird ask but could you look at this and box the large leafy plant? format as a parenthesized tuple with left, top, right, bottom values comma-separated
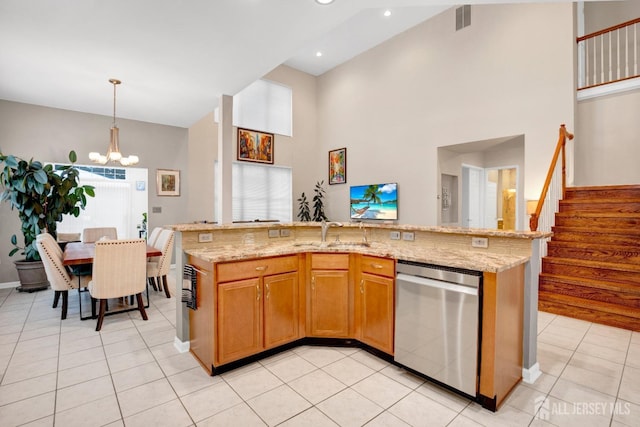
(0, 150, 95, 261)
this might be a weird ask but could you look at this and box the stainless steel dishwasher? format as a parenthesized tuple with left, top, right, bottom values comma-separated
(394, 260, 482, 397)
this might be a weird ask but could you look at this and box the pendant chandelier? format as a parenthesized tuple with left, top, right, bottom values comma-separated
(89, 78, 139, 166)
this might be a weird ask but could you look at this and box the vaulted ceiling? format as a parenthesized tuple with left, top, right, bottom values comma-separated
(0, 0, 583, 127)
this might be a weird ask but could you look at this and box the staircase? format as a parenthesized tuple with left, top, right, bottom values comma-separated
(538, 184, 640, 331)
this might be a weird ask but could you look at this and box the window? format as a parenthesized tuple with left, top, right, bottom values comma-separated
(229, 79, 293, 137)
(215, 162, 292, 223)
(56, 166, 148, 239)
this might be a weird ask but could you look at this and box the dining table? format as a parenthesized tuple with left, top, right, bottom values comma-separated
(62, 241, 162, 265)
(62, 241, 162, 320)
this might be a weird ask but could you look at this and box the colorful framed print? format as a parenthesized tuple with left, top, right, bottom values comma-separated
(237, 128, 274, 164)
(156, 169, 180, 196)
(329, 147, 347, 185)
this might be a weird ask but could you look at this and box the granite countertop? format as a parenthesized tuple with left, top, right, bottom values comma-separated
(170, 221, 550, 240)
(185, 241, 528, 273)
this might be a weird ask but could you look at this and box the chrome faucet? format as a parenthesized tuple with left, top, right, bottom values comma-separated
(359, 221, 368, 245)
(321, 220, 343, 242)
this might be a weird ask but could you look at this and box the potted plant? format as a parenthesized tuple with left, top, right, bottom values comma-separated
(312, 180, 328, 222)
(0, 150, 95, 292)
(296, 192, 311, 222)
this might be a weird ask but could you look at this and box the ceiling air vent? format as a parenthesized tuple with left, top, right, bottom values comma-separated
(456, 5, 471, 31)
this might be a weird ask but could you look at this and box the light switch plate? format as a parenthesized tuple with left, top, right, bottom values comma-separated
(402, 232, 415, 241)
(390, 231, 401, 240)
(471, 237, 489, 248)
(280, 228, 291, 237)
(268, 229, 280, 238)
(198, 233, 213, 243)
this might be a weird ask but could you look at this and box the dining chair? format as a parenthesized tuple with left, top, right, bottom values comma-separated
(146, 229, 175, 298)
(57, 232, 81, 243)
(36, 233, 91, 320)
(147, 227, 163, 248)
(82, 227, 118, 243)
(88, 239, 148, 331)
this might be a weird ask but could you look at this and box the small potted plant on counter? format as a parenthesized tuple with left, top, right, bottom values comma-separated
(0, 150, 95, 292)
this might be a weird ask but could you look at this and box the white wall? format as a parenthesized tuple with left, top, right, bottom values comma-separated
(0, 100, 188, 283)
(187, 66, 318, 223)
(576, 88, 640, 185)
(584, 1, 640, 33)
(316, 3, 576, 225)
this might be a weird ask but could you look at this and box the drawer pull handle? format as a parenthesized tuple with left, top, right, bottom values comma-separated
(257, 284, 261, 300)
(371, 264, 383, 269)
(360, 279, 364, 294)
(255, 266, 267, 271)
(265, 283, 270, 299)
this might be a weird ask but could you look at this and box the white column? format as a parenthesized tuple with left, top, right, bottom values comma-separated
(217, 95, 234, 224)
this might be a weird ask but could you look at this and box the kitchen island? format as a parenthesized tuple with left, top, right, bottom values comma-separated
(169, 222, 549, 411)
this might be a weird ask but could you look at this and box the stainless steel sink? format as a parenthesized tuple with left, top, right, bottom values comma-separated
(292, 241, 371, 249)
(326, 241, 371, 248)
(292, 242, 323, 247)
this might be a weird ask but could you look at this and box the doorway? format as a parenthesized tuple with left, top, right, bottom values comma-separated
(462, 165, 518, 229)
(439, 134, 524, 229)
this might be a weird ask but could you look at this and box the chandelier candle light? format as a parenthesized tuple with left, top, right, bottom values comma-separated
(89, 79, 139, 166)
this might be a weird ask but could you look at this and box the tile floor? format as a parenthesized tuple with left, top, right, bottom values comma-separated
(0, 282, 638, 427)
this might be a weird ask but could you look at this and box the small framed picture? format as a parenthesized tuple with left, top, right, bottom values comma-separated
(237, 128, 274, 164)
(156, 169, 180, 196)
(328, 147, 347, 185)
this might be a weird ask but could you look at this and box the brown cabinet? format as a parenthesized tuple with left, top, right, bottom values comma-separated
(188, 255, 215, 373)
(308, 253, 351, 337)
(356, 255, 395, 354)
(217, 278, 262, 364)
(264, 272, 300, 349)
(216, 255, 300, 366)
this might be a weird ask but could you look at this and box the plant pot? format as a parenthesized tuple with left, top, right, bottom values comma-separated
(14, 260, 49, 292)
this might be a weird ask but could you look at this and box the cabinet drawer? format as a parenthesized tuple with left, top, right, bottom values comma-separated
(311, 253, 349, 270)
(361, 255, 395, 278)
(216, 255, 298, 283)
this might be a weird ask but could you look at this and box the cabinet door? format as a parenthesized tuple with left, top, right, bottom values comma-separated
(310, 270, 349, 337)
(217, 278, 262, 365)
(264, 272, 299, 349)
(360, 273, 394, 354)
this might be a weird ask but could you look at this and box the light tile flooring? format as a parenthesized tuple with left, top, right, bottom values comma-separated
(0, 283, 638, 427)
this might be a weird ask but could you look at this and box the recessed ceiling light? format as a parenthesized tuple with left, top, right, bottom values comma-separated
(316, 51, 323, 57)
(384, 10, 392, 17)
(315, 0, 334, 5)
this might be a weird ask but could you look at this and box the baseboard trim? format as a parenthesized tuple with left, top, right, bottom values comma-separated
(0, 282, 19, 290)
(174, 336, 190, 353)
(522, 362, 542, 384)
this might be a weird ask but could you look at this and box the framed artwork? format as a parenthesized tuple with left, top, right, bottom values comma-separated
(237, 128, 274, 164)
(156, 169, 180, 196)
(328, 147, 347, 185)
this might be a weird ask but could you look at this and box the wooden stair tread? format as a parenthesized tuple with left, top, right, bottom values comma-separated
(538, 292, 640, 319)
(561, 199, 640, 206)
(539, 300, 640, 331)
(565, 185, 640, 200)
(539, 272, 640, 294)
(543, 256, 640, 272)
(552, 226, 640, 236)
(555, 212, 640, 218)
(547, 240, 640, 252)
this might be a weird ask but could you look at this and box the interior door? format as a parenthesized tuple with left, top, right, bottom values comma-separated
(462, 165, 483, 228)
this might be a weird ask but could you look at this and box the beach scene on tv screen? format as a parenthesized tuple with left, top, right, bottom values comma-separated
(350, 183, 398, 220)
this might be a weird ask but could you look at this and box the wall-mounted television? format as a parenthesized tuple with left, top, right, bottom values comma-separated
(350, 183, 398, 220)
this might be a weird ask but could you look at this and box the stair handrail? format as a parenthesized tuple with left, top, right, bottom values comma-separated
(529, 125, 574, 231)
(577, 17, 640, 90)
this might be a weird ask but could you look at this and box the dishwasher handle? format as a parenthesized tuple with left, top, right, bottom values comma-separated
(397, 273, 478, 296)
